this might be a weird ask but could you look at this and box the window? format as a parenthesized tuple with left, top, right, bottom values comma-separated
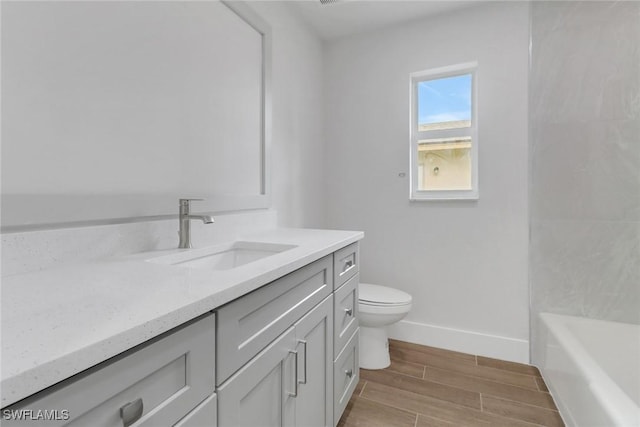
(410, 62, 478, 200)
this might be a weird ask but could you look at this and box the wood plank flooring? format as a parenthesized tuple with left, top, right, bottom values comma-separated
(338, 339, 564, 427)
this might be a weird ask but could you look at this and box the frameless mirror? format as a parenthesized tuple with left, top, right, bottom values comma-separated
(1, 1, 271, 230)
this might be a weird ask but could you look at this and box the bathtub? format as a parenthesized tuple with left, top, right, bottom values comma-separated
(537, 313, 640, 427)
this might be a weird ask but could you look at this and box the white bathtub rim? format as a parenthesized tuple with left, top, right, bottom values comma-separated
(539, 313, 640, 427)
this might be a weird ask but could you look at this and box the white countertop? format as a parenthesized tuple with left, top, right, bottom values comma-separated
(1, 228, 363, 407)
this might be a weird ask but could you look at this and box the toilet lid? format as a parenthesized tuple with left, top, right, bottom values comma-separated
(359, 283, 412, 306)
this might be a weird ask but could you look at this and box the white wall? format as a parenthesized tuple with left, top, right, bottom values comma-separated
(324, 2, 530, 362)
(247, 2, 327, 229)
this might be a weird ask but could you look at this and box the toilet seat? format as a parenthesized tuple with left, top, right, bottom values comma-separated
(359, 302, 412, 315)
(359, 283, 412, 306)
(360, 300, 411, 307)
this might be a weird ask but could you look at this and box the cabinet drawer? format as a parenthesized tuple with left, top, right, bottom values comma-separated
(217, 255, 333, 384)
(333, 328, 359, 425)
(3, 314, 215, 427)
(334, 274, 359, 358)
(333, 243, 359, 290)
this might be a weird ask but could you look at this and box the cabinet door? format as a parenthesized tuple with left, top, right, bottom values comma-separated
(173, 394, 216, 427)
(217, 328, 297, 427)
(293, 296, 334, 427)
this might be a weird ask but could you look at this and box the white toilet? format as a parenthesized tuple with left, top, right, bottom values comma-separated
(358, 283, 412, 369)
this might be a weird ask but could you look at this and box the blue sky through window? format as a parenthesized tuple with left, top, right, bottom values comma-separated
(418, 74, 472, 125)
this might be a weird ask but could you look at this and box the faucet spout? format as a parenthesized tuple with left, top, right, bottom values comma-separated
(187, 214, 215, 224)
(178, 199, 214, 248)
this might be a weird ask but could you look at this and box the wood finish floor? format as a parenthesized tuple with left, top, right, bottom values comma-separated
(338, 339, 564, 427)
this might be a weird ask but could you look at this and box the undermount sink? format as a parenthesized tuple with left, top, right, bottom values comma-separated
(146, 241, 298, 271)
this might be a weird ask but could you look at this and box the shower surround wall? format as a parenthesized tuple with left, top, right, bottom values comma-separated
(530, 1, 640, 359)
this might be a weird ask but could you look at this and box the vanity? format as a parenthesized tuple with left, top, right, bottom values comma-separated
(1, 229, 362, 427)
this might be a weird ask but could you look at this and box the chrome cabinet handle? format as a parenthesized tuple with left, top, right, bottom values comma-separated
(120, 398, 144, 427)
(298, 340, 308, 385)
(345, 369, 353, 378)
(344, 307, 353, 317)
(288, 350, 298, 397)
(342, 259, 354, 273)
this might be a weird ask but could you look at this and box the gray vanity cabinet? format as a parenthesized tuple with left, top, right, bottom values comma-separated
(217, 296, 334, 427)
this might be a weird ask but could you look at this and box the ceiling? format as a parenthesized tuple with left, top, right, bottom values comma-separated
(287, 0, 481, 41)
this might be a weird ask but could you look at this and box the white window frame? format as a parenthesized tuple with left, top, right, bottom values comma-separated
(409, 62, 478, 201)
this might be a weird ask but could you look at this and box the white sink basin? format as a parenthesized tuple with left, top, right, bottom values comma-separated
(146, 241, 297, 271)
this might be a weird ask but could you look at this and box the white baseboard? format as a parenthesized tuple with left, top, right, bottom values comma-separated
(387, 320, 530, 364)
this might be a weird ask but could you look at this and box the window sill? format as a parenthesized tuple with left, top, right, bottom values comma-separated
(410, 189, 479, 201)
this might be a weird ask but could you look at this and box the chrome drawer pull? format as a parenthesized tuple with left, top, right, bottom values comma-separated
(120, 398, 144, 427)
(343, 307, 353, 317)
(298, 340, 308, 385)
(342, 260, 354, 273)
(345, 369, 353, 378)
(288, 350, 299, 398)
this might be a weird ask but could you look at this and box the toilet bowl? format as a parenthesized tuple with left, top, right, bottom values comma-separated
(358, 283, 412, 370)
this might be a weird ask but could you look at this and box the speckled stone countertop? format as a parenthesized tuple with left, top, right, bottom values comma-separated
(1, 228, 363, 407)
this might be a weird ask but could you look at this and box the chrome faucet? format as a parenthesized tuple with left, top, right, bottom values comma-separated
(178, 198, 214, 249)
